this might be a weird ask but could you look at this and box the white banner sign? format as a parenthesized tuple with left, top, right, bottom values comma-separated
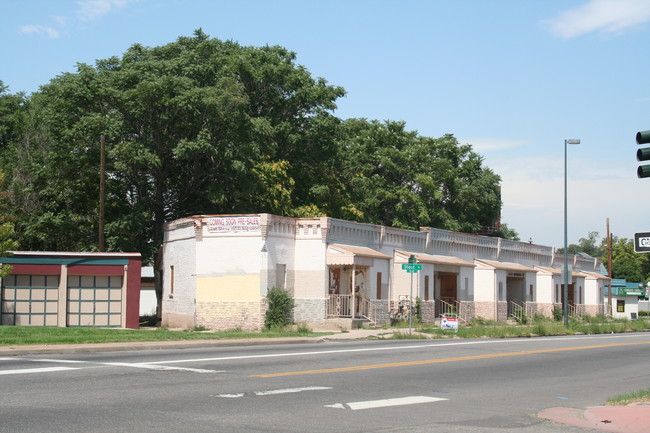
(207, 216, 261, 233)
(441, 316, 459, 330)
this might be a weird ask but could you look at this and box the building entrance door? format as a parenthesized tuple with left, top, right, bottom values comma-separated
(440, 273, 457, 301)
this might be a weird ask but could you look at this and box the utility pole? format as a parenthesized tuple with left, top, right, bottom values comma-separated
(99, 135, 106, 252)
(607, 218, 612, 317)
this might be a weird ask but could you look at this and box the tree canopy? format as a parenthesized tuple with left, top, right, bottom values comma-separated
(562, 231, 650, 284)
(0, 30, 507, 264)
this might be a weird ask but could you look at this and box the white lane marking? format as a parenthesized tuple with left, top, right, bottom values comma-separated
(27, 358, 88, 364)
(3, 357, 221, 373)
(0, 366, 79, 376)
(144, 333, 650, 366)
(213, 386, 332, 398)
(325, 396, 448, 410)
(103, 362, 221, 373)
(254, 386, 332, 396)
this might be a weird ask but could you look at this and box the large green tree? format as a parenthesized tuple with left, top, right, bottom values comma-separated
(610, 237, 647, 283)
(0, 82, 21, 273)
(4, 30, 345, 263)
(565, 231, 649, 283)
(559, 231, 604, 256)
(337, 119, 502, 231)
(2, 31, 511, 276)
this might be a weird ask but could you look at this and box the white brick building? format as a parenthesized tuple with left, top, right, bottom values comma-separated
(160, 214, 608, 330)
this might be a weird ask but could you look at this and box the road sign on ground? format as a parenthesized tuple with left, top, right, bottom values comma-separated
(634, 232, 650, 253)
(441, 316, 459, 330)
(401, 263, 422, 273)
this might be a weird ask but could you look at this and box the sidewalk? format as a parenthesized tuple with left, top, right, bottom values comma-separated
(539, 405, 650, 433)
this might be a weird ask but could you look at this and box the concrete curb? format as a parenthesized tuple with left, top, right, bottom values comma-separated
(0, 337, 321, 356)
(0, 328, 397, 356)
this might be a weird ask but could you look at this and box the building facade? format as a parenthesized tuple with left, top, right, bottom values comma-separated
(0, 252, 142, 329)
(605, 279, 646, 320)
(161, 214, 608, 330)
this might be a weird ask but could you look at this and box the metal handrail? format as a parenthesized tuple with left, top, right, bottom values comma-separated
(569, 303, 581, 319)
(438, 298, 456, 317)
(510, 301, 527, 323)
(454, 300, 468, 323)
(327, 294, 351, 317)
(327, 294, 374, 323)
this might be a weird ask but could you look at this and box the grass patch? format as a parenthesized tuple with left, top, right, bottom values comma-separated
(415, 315, 650, 339)
(0, 326, 322, 346)
(606, 388, 650, 406)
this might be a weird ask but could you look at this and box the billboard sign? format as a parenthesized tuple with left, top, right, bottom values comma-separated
(634, 232, 650, 253)
(207, 216, 261, 234)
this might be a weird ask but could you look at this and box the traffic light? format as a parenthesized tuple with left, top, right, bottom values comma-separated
(637, 130, 650, 178)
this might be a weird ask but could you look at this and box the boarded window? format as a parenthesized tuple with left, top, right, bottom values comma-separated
(376, 272, 382, 299)
(276, 264, 286, 289)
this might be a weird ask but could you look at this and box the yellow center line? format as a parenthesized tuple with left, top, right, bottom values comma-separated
(252, 341, 650, 378)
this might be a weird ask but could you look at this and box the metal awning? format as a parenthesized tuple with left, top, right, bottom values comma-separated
(535, 266, 588, 277)
(580, 271, 611, 280)
(396, 250, 475, 267)
(475, 259, 537, 273)
(327, 244, 390, 266)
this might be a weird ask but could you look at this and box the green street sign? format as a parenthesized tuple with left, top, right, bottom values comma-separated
(401, 263, 422, 273)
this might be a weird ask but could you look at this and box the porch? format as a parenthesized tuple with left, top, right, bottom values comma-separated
(325, 294, 476, 326)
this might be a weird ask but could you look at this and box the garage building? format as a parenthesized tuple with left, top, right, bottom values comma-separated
(1, 251, 141, 329)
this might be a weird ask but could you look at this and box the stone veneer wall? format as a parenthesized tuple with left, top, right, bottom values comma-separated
(526, 303, 554, 319)
(458, 301, 476, 322)
(421, 300, 436, 324)
(474, 301, 496, 321)
(293, 298, 326, 323)
(497, 301, 508, 322)
(196, 301, 265, 331)
(369, 300, 391, 326)
(578, 304, 604, 317)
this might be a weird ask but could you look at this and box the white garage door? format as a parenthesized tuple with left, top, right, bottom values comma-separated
(67, 275, 123, 327)
(1, 275, 60, 326)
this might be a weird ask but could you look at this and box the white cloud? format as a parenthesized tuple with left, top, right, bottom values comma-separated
(547, 0, 650, 38)
(19, 24, 60, 39)
(490, 150, 647, 247)
(461, 137, 529, 152)
(19, 0, 133, 39)
(52, 16, 68, 26)
(76, 0, 130, 21)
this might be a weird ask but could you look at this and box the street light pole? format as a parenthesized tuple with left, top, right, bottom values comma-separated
(564, 138, 580, 326)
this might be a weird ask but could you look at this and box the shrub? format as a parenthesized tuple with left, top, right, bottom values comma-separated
(264, 287, 295, 329)
(553, 307, 563, 322)
(415, 297, 423, 322)
(296, 323, 311, 334)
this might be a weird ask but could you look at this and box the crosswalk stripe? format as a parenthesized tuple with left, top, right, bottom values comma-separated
(0, 366, 79, 376)
(213, 386, 332, 398)
(325, 396, 448, 410)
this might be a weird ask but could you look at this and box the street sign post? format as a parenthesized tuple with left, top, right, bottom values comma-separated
(401, 263, 422, 273)
(402, 255, 422, 334)
(634, 232, 650, 253)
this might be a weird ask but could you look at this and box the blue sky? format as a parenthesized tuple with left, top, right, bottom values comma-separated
(2, 0, 650, 250)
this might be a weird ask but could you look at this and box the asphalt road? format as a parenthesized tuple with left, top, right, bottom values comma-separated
(2, 333, 649, 432)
